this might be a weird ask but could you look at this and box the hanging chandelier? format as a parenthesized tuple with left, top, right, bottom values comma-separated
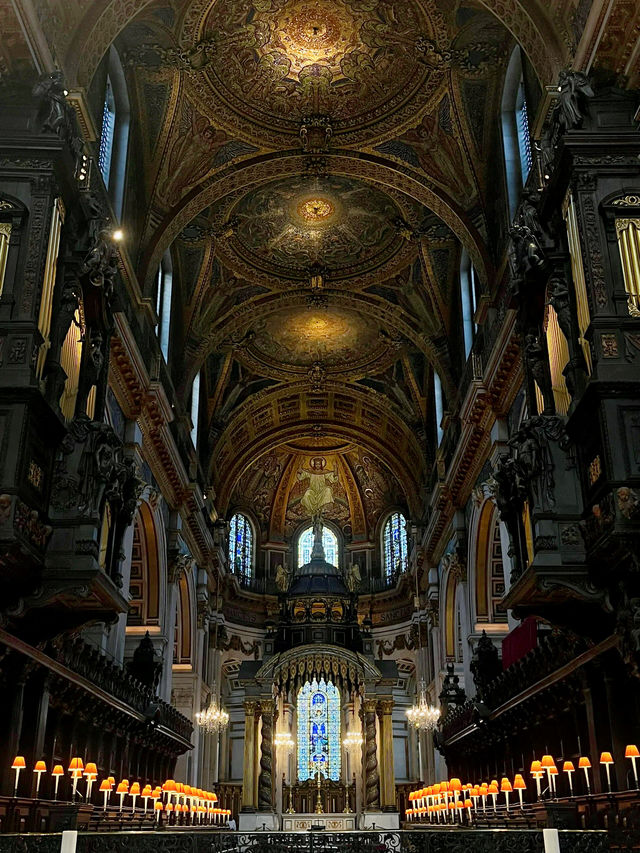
(196, 694, 229, 733)
(274, 731, 295, 751)
(406, 682, 440, 731)
(343, 729, 363, 750)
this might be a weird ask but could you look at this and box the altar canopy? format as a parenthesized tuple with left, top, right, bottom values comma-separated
(297, 678, 340, 782)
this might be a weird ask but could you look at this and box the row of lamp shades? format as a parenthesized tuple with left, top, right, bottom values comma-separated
(406, 747, 640, 823)
(10, 757, 231, 824)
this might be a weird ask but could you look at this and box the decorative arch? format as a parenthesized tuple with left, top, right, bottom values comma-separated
(127, 500, 162, 626)
(173, 571, 193, 666)
(443, 565, 458, 660)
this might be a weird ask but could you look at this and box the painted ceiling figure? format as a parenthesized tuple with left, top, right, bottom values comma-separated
(163, 104, 228, 203)
(297, 456, 338, 517)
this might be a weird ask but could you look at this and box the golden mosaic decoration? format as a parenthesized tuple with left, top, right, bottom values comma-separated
(297, 197, 335, 223)
(274, 0, 360, 76)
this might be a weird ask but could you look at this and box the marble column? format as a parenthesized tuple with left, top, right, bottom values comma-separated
(363, 699, 380, 810)
(242, 700, 258, 811)
(258, 699, 275, 811)
(378, 699, 396, 811)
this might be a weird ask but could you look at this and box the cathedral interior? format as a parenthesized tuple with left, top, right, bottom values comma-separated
(1, 0, 640, 848)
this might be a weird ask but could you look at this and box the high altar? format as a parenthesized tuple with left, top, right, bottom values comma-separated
(237, 521, 399, 831)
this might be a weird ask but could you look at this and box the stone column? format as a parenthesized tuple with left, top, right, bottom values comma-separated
(378, 699, 396, 811)
(242, 700, 258, 811)
(258, 699, 275, 811)
(363, 699, 380, 810)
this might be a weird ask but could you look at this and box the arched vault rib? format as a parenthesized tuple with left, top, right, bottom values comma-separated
(211, 383, 425, 516)
(61, 0, 565, 92)
(185, 287, 457, 401)
(140, 152, 491, 295)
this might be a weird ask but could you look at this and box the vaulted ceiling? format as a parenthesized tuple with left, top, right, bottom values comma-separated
(5, 0, 637, 532)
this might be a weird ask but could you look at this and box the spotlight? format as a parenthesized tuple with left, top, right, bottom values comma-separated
(113, 229, 124, 242)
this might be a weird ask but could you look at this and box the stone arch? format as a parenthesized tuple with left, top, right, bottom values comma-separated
(127, 499, 164, 627)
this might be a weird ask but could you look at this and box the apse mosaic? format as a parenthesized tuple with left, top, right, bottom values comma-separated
(229, 176, 402, 278)
(297, 678, 341, 781)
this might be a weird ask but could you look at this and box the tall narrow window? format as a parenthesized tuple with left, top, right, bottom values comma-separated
(228, 513, 253, 577)
(297, 678, 341, 782)
(434, 371, 444, 445)
(190, 371, 200, 447)
(98, 77, 116, 186)
(383, 511, 408, 577)
(298, 525, 338, 567)
(502, 48, 532, 219)
(460, 249, 477, 358)
(156, 251, 173, 361)
(99, 47, 130, 219)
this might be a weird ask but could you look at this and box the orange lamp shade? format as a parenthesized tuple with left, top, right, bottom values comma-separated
(154, 802, 163, 811)
(107, 777, 115, 785)
(165, 803, 174, 812)
(500, 778, 513, 792)
(52, 765, 64, 776)
(550, 766, 558, 775)
(600, 752, 614, 764)
(34, 761, 47, 772)
(530, 760, 542, 773)
(130, 782, 141, 795)
(626, 745, 640, 759)
(68, 758, 83, 772)
(579, 757, 591, 768)
(464, 799, 472, 808)
(541, 755, 554, 768)
(84, 763, 97, 777)
(99, 780, 111, 792)
(116, 782, 128, 793)
(513, 775, 526, 789)
(11, 756, 26, 770)
(163, 779, 177, 792)
(142, 785, 152, 795)
(433, 783, 441, 793)
(563, 761, 575, 773)
(488, 784, 499, 794)
(449, 778, 462, 791)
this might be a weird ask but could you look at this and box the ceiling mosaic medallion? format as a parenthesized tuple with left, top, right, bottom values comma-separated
(235, 304, 397, 378)
(199, 0, 448, 142)
(227, 175, 403, 280)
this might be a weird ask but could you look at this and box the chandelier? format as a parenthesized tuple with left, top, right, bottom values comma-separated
(196, 693, 229, 733)
(406, 682, 440, 731)
(343, 729, 363, 750)
(343, 708, 363, 750)
(274, 731, 295, 751)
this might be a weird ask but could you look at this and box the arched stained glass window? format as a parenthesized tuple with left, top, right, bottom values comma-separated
(228, 513, 253, 577)
(298, 526, 338, 568)
(297, 678, 341, 782)
(383, 511, 408, 577)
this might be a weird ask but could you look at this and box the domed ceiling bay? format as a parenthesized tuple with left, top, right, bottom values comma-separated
(78, 0, 566, 541)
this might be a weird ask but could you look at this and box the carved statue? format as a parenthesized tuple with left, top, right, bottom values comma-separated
(439, 663, 466, 711)
(126, 630, 161, 691)
(345, 562, 362, 594)
(76, 329, 104, 418)
(553, 70, 594, 133)
(275, 563, 291, 593)
(524, 333, 555, 415)
(32, 71, 69, 135)
(508, 223, 545, 279)
(80, 229, 119, 294)
(547, 275, 574, 346)
(489, 454, 528, 580)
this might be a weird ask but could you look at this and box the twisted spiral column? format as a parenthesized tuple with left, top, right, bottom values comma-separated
(258, 699, 275, 811)
(363, 698, 380, 810)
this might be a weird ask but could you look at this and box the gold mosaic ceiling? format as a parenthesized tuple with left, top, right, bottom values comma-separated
(12, 0, 624, 519)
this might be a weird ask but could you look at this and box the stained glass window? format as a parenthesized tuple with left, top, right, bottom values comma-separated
(298, 526, 338, 568)
(228, 513, 253, 577)
(383, 511, 408, 577)
(297, 678, 340, 782)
